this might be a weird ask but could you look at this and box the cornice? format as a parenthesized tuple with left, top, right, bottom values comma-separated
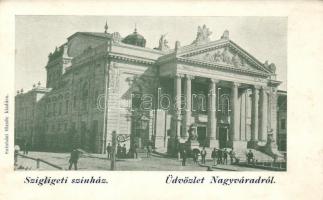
(108, 53, 156, 65)
(113, 42, 168, 56)
(176, 57, 269, 78)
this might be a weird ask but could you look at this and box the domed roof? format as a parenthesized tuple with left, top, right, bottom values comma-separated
(122, 28, 146, 47)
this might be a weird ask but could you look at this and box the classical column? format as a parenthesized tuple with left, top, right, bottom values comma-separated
(174, 74, 182, 140)
(183, 75, 194, 139)
(240, 90, 246, 141)
(251, 86, 259, 142)
(269, 87, 278, 144)
(207, 79, 219, 147)
(259, 86, 268, 141)
(230, 82, 240, 141)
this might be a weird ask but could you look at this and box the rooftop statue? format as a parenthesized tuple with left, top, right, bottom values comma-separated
(264, 60, 276, 73)
(269, 63, 276, 73)
(111, 32, 122, 43)
(192, 24, 212, 45)
(157, 34, 170, 51)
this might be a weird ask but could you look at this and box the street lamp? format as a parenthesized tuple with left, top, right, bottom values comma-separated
(137, 114, 149, 148)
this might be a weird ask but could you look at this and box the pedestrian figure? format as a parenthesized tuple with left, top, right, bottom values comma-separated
(117, 144, 122, 158)
(201, 147, 207, 164)
(247, 150, 254, 164)
(23, 141, 29, 155)
(68, 149, 80, 170)
(229, 149, 236, 164)
(223, 149, 228, 165)
(217, 149, 222, 164)
(193, 151, 198, 164)
(133, 143, 138, 159)
(146, 144, 152, 158)
(14, 145, 20, 166)
(106, 143, 112, 159)
(122, 144, 127, 158)
(181, 149, 187, 166)
(211, 148, 217, 166)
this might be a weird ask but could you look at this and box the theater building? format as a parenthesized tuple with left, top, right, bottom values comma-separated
(15, 24, 283, 155)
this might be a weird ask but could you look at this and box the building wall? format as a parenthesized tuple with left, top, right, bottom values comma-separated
(105, 61, 158, 151)
(277, 92, 287, 151)
(15, 88, 49, 148)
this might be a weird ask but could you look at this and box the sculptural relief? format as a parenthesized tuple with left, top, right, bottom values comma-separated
(232, 54, 242, 67)
(213, 50, 223, 62)
(188, 124, 198, 141)
(221, 47, 232, 64)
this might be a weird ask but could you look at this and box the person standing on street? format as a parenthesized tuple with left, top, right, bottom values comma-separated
(211, 148, 217, 166)
(122, 144, 127, 158)
(193, 151, 198, 164)
(117, 143, 122, 158)
(229, 149, 236, 164)
(23, 141, 29, 155)
(14, 144, 20, 166)
(181, 149, 187, 166)
(146, 144, 152, 158)
(106, 143, 112, 159)
(133, 143, 138, 159)
(69, 149, 80, 170)
(201, 147, 207, 164)
(223, 149, 228, 165)
(217, 149, 222, 164)
(247, 150, 254, 164)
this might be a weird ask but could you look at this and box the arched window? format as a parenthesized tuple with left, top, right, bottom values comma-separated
(220, 94, 231, 115)
(82, 82, 89, 111)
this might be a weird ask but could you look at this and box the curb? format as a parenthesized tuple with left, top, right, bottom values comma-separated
(198, 163, 238, 171)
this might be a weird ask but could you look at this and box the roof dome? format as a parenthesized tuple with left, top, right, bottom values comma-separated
(122, 28, 146, 47)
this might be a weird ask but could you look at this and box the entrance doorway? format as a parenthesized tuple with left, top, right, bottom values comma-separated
(197, 126, 207, 147)
(219, 127, 229, 149)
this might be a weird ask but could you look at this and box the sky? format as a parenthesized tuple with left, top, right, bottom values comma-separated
(15, 16, 287, 91)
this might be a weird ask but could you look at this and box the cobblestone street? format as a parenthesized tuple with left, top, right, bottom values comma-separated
(16, 151, 209, 171)
(16, 151, 266, 171)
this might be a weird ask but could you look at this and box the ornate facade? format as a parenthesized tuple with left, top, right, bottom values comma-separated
(15, 24, 283, 156)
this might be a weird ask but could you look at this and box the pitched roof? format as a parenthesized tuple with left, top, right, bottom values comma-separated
(67, 32, 113, 40)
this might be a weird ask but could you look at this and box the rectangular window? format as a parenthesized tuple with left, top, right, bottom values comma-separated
(58, 102, 62, 115)
(131, 93, 142, 110)
(94, 91, 99, 105)
(73, 96, 77, 108)
(53, 103, 56, 116)
(66, 100, 69, 114)
(281, 119, 286, 130)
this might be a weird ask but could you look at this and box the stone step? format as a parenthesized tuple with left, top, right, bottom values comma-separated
(235, 149, 274, 162)
(187, 147, 274, 162)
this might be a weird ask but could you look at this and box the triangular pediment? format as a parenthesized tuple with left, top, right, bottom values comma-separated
(177, 40, 272, 75)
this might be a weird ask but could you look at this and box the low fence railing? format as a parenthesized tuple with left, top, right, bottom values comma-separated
(16, 153, 63, 170)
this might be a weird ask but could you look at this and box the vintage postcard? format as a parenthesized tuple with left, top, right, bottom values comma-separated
(13, 15, 287, 171)
(0, 1, 322, 200)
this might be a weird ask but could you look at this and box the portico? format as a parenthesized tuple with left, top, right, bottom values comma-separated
(166, 73, 272, 151)
(156, 28, 279, 154)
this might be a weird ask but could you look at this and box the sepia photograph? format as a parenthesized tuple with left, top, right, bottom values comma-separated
(14, 16, 287, 171)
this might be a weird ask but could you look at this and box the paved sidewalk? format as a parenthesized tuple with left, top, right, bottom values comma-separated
(15, 151, 211, 171)
(199, 160, 264, 171)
